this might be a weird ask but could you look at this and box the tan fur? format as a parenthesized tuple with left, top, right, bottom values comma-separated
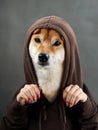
(29, 29, 65, 102)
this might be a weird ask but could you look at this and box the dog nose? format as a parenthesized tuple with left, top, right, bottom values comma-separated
(38, 53, 49, 63)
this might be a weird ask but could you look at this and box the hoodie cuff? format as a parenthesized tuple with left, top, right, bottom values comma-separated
(78, 97, 97, 119)
(6, 99, 27, 118)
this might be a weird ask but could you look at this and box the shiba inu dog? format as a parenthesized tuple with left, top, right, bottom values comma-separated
(29, 29, 65, 102)
(2, 16, 97, 130)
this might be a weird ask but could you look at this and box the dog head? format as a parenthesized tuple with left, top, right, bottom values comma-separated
(29, 28, 65, 68)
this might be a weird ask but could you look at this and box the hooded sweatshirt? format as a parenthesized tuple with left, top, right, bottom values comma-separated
(0, 16, 98, 130)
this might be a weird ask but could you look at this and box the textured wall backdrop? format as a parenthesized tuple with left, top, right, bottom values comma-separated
(0, 0, 98, 120)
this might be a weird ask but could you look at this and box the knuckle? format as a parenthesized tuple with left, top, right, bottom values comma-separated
(28, 86, 32, 91)
(17, 93, 23, 100)
(30, 84, 36, 89)
(17, 93, 20, 99)
(20, 88, 24, 92)
(33, 84, 38, 89)
(65, 87, 69, 92)
(20, 87, 28, 93)
(24, 84, 29, 88)
(74, 85, 79, 89)
(76, 95, 80, 99)
(79, 88, 83, 92)
(24, 84, 33, 89)
(72, 93, 76, 98)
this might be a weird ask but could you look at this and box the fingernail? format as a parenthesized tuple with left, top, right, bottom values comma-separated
(32, 100, 36, 103)
(28, 98, 32, 103)
(69, 103, 73, 108)
(37, 94, 40, 99)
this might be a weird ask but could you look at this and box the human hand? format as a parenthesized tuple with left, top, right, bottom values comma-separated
(63, 84, 87, 108)
(16, 84, 41, 105)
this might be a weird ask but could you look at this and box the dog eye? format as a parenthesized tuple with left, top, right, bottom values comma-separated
(34, 38, 41, 43)
(53, 41, 61, 46)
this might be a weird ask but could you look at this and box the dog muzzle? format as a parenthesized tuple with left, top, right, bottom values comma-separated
(38, 53, 49, 66)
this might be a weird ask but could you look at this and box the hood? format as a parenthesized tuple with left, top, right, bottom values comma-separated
(24, 16, 83, 89)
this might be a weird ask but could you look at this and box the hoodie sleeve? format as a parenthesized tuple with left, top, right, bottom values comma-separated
(78, 96, 98, 130)
(0, 98, 28, 130)
(78, 97, 98, 130)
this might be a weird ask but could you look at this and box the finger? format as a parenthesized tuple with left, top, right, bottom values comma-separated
(24, 84, 41, 103)
(28, 85, 40, 102)
(21, 88, 33, 101)
(63, 84, 73, 100)
(68, 88, 82, 107)
(74, 93, 83, 105)
(74, 92, 88, 105)
(30, 84, 41, 99)
(24, 84, 38, 100)
(29, 88, 38, 102)
(65, 85, 79, 105)
(23, 85, 34, 100)
(64, 85, 79, 106)
(17, 92, 28, 105)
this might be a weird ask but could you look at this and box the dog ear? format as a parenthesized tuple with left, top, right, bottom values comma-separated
(33, 29, 41, 34)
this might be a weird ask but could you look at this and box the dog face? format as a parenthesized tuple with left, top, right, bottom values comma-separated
(29, 28, 65, 68)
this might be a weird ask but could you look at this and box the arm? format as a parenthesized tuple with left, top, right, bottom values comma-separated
(0, 84, 41, 130)
(63, 84, 98, 130)
(0, 98, 28, 130)
(78, 97, 98, 130)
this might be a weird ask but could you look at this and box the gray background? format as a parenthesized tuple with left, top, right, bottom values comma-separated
(0, 0, 98, 120)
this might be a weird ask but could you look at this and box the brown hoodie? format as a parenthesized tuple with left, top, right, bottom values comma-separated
(0, 16, 98, 130)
